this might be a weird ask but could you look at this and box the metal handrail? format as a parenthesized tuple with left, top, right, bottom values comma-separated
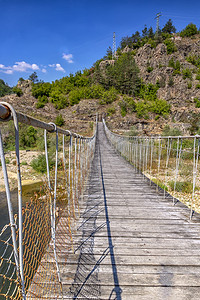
(0, 102, 95, 140)
(103, 119, 200, 140)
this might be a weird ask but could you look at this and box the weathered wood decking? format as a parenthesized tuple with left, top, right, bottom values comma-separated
(31, 122, 200, 299)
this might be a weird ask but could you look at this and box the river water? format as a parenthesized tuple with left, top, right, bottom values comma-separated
(0, 181, 42, 232)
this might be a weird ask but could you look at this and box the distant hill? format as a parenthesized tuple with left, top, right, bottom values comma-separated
(1, 22, 200, 136)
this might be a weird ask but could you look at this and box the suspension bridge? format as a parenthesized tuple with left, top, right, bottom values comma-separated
(1, 102, 200, 299)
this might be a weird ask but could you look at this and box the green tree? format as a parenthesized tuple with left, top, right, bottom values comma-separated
(55, 114, 65, 127)
(29, 72, 39, 83)
(104, 46, 113, 60)
(148, 27, 154, 39)
(105, 52, 141, 95)
(0, 79, 12, 97)
(162, 19, 176, 34)
(13, 87, 23, 97)
(180, 23, 198, 37)
(142, 25, 148, 38)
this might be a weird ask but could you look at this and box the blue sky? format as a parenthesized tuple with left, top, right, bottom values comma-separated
(1, 0, 200, 86)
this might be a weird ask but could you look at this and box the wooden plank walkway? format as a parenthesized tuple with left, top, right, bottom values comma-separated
(62, 122, 200, 300)
(29, 122, 200, 299)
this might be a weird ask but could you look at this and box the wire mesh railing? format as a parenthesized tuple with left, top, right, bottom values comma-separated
(0, 102, 97, 299)
(103, 120, 200, 219)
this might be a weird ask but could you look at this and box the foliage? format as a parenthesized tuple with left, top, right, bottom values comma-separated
(100, 87, 118, 104)
(29, 72, 39, 83)
(12, 87, 23, 97)
(152, 179, 168, 191)
(107, 107, 116, 116)
(147, 66, 153, 73)
(119, 95, 136, 116)
(164, 39, 177, 54)
(196, 84, 200, 89)
(0, 79, 12, 97)
(187, 81, 192, 89)
(151, 99, 170, 116)
(180, 23, 198, 37)
(102, 52, 141, 95)
(169, 180, 193, 193)
(50, 90, 68, 109)
(32, 82, 52, 98)
(168, 76, 174, 86)
(31, 154, 54, 173)
(162, 125, 182, 136)
(127, 126, 138, 136)
(19, 126, 37, 148)
(186, 55, 200, 68)
(162, 19, 176, 34)
(36, 95, 48, 108)
(55, 114, 65, 127)
(135, 101, 149, 119)
(194, 98, 200, 108)
(168, 58, 181, 74)
(182, 68, 192, 80)
(139, 83, 159, 101)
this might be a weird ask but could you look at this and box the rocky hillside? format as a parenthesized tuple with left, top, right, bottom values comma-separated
(1, 35, 200, 136)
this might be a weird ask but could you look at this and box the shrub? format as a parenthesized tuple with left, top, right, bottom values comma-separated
(50, 91, 68, 109)
(0, 79, 12, 97)
(55, 114, 64, 127)
(90, 84, 105, 98)
(196, 84, 200, 89)
(151, 99, 170, 116)
(147, 66, 153, 73)
(127, 126, 138, 136)
(31, 154, 54, 173)
(194, 97, 200, 108)
(152, 179, 168, 191)
(123, 95, 136, 112)
(139, 83, 158, 101)
(148, 39, 157, 48)
(19, 126, 37, 148)
(36, 95, 48, 108)
(136, 101, 149, 119)
(187, 81, 192, 89)
(168, 58, 181, 74)
(100, 87, 118, 104)
(32, 82, 52, 98)
(168, 76, 174, 86)
(182, 68, 192, 80)
(107, 107, 116, 116)
(196, 74, 200, 81)
(186, 55, 200, 68)
(164, 39, 177, 54)
(180, 23, 198, 37)
(162, 125, 182, 136)
(169, 180, 193, 193)
(13, 87, 23, 97)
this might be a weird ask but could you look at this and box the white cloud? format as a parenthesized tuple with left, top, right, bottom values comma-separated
(41, 68, 47, 73)
(62, 53, 74, 63)
(49, 63, 65, 73)
(0, 64, 13, 74)
(12, 61, 39, 72)
(0, 61, 40, 74)
(55, 63, 65, 72)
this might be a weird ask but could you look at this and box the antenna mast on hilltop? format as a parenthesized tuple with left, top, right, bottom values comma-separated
(112, 32, 116, 59)
(155, 12, 162, 36)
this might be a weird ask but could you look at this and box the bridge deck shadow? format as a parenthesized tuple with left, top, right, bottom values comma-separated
(39, 122, 200, 300)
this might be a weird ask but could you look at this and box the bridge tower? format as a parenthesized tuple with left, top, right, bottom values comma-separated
(112, 32, 116, 60)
